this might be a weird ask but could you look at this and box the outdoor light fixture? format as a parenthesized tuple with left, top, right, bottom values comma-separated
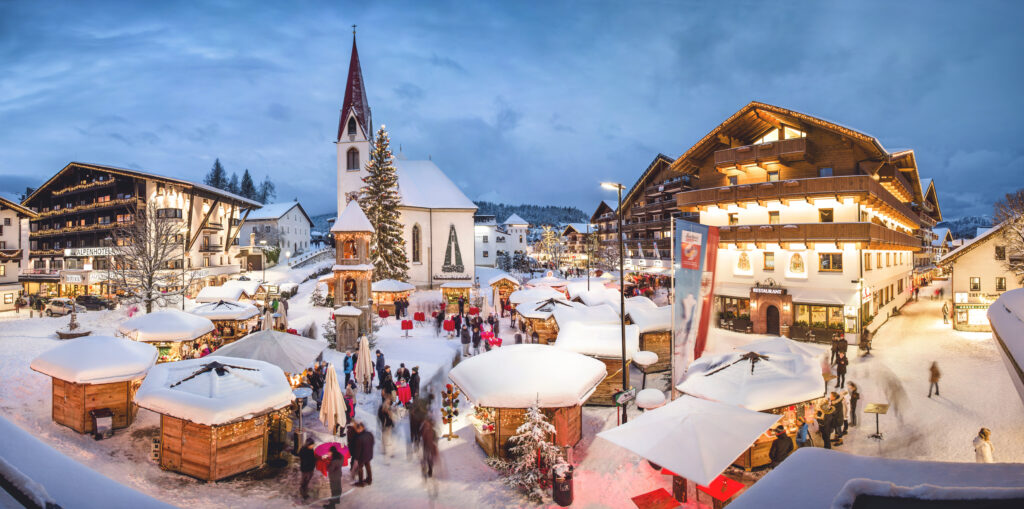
(601, 180, 629, 424)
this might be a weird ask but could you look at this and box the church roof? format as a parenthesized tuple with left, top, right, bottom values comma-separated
(503, 213, 528, 226)
(337, 35, 372, 141)
(331, 199, 374, 233)
(394, 159, 477, 210)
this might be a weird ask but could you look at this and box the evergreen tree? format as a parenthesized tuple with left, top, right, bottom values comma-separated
(227, 172, 240, 195)
(486, 400, 568, 503)
(309, 284, 326, 307)
(239, 169, 257, 200)
(204, 158, 228, 190)
(358, 126, 409, 281)
(257, 176, 276, 204)
(322, 316, 337, 349)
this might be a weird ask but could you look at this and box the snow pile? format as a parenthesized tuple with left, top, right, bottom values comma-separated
(676, 351, 823, 411)
(831, 478, 1024, 508)
(278, 282, 299, 294)
(193, 285, 245, 303)
(330, 198, 374, 232)
(509, 286, 565, 305)
(222, 279, 263, 298)
(117, 309, 215, 342)
(625, 305, 671, 333)
(449, 344, 606, 408)
(189, 300, 259, 321)
(633, 350, 658, 367)
(551, 302, 619, 329)
(209, 330, 326, 374)
(371, 279, 415, 293)
(135, 356, 294, 426)
(554, 320, 640, 359)
(30, 335, 157, 384)
(635, 388, 665, 410)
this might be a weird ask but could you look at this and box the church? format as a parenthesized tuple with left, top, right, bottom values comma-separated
(335, 34, 477, 289)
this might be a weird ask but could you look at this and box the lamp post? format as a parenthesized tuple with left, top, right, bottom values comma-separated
(601, 181, 629, 423)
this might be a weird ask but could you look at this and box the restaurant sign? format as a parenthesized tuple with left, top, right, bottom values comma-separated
(751, 287, 785, 295)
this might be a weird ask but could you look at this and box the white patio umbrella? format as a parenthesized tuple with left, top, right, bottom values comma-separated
(354, 335, 374, 393)
(597, 395, 780, 486)
(319, 364, 346, 435)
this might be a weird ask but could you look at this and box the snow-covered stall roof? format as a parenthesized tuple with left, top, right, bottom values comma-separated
(194, 285, 246, 303)
(371, 279, 416, 293)
(394, 159, 477, 210)
(0, 415, 176, 509)
(333, 263, 374, 272)
(440, 281, 473, 289)
(135, 357, 294, 426)
(334, 305, 363, 317)
(449, 344, 606, 408)
(625, 295, 657, 311)
(676, 351, 823, 411)
(728, 448, 1024, 509)
(209, 330, 327, 374)
(117, 309, 215, 343)
(330, 199, 374, 233)
(189, 300, 260, 321)
(279, 282, 299, 294)
(989, 288, 1024, 405)
(487, 273, 520, 287)
(551, 303, 620, 329)
(625, 305, 672, 333)
(509, 286, 565, 305)
(554, 321, 640, 359)
(516, 298, 575, 320)
(575, 287, 622, 309)
(527, 274, 568, 288)
(735, 336, 827, 360)
(30, 335, 157, 384)
(223, 279, 264, 298)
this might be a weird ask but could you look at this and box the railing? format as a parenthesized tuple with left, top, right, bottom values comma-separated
(21, 267, 61, 274)
(717, 222, 921, 249)
(35, 197, 140, 218)
(30, 221, 133, 238)
(50, 177, 117, 196)
(202, 222, 224, 230)
(199, 244, 223, 252)
(714, 137, 807, 167)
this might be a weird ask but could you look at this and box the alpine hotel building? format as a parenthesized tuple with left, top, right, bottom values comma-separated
(673, 102, 941, 342)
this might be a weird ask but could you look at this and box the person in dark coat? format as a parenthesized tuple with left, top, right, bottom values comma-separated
(434, 311, 444, 337)
(453, 313, 463, 334)
(929, 361, 941, 397)
(847, 382, 860, 427)
(768, 426, 794, 468)
(830, 337, 840, 365)
(515, 332, 523, 344)
(395, 363, 410, 384)
(379, 365, 396, 397)
(346, 422, 361, 477)
(471, 322, 482, 355)
(457, 296, 465, 315)
(354, 422, 375, 486)
(409, 366, 420, 401)
(817, 403, 834, 449)
(408, 396, 427, 452)
(834, 352, 849, 388)
(836, 337, 849, 357)
(421, 416, 439, 478)
(326, 447, 345, 508)
(298, 438, 317, 500)
(829, 392, 845, 444)
(374, 350, 385, 389)
(460, 324, 471, 356)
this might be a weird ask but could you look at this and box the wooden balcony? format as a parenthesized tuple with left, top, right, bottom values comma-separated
(677, 175, 920, 228)
(717, 222, 921, 251)
(714, 138, 807, 170)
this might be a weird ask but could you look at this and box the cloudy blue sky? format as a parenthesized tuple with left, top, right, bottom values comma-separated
(1, 1, 1021, 219)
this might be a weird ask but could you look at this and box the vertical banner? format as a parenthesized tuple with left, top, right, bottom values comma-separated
(671, 220, 719, 391)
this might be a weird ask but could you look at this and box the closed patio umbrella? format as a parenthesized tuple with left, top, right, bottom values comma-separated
(319, 364, 346, 435)
(354, 336, 374, 393)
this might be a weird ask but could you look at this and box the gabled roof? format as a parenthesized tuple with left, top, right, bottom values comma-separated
(246, 201, 312, 225)
(940, 222, 1005, 265)
(921, 178, 942, 221)
(331, 199, 374, 233)
(0, 196, 37, 218)
(561, 223, 592, 236)
(394, 159, 476, 210)
(622, 154, 674, 210)
(589, 200, 615, 223)
(337, 35, 372, 141)
(503, 213, 528, 226)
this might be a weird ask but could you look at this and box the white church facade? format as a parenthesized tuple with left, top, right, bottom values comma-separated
(335, 34, 476, 288)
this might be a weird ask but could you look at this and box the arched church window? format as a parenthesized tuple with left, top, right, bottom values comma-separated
(343, 239, 357, 259)
(347, 117, 357, 136)
(412, 224, 421, 263)
(346, 148, 360, 170)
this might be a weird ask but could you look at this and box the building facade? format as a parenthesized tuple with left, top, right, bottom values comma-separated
(239, 201, 313, 258)
(618, 154, 697, 274)
(0, 197, 36, 311)
(672, 102, 931, 342)
(590, 201, 617, 245)
(940, 223, 1022, 331)
(561, 223, 593, 267)
(19, 162, 260, 298)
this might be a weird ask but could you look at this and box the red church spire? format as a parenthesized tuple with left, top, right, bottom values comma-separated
(338, 27, 372, 141)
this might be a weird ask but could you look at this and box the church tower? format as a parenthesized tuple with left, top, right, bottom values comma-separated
(336, 30, 373, 215)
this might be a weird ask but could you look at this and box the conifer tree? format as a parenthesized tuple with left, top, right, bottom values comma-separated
(240, 169, 257, 200)
(227, 172, 240, 195)
(486, 400, 568, 503)
(359, 125, 409, 281)
(258, 176, 277, 204)
(204, 158, 228, 190)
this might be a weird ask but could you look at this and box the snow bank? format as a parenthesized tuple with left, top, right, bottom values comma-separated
(676, 350, 823, 411)
(135, 356, 294, 425)
(554, 320, 640, 359)
(117, 309, 215, 342)
(189, 300, 259, 321)
(509, 286, 565, 305)
(371, 279, 416, 293)
(209, 330, 327, 374)
(989, 288, 1024, 405)
(449, 344, 606, 408)
(194, 285, 245, 303)
(30, 335, 157, 384)
(625, 305, 671, 333)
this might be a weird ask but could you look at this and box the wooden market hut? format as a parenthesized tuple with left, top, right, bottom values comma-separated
(223, 279, 267, 303)
(488, 274, 521, 314)
(190, 300, 260, 345)
(194, 285, 246, 304)
(554, 320, 640, 406)
(676, 349, 825, 470)
(440, 281, 473, 314)
(30, 335, 157, 434)
(515, 297, 574, 344)
(449, 345, 606, 458)
(371, 279, 416, 315)
(118, 309, 216, 363)
(135, 357, 295, 482)
(623, 298, 672, 373)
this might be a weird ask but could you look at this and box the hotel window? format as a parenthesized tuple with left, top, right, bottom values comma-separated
(482, 235, 488, 243)
(3, 293, 11, 304)
(818, 167, 833, 177)
(865, 253, 871, 270)
(728, 213, 739, 225)
(876, 253, 882, 267)
(898, 279, 903, 293)
(969, 277, 981, 291)
(769, 211, 780, 225)
(819, 209, 834, 223)
(0, 265, 4, 276)
(3, 218, 9, 226)
(996, 277, 1006, 291)
(728, 176, 738, 186)
(819, 253, 843, 272)
(203, 257, 210, 268)
(995, 246, 1006, 260)
(767, 170, 779, 182)
(763, 252, 775, 271)
(886, 253, 891, 267)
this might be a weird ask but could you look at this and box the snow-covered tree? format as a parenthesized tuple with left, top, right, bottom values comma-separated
(204, 158, 228, 190)
(994, 188, 1024, 284)
(540, 226, 564, 269)
(486, 401, 568, 503)
(359, 125, 409, 281)
(322, 316, 337, 349)
(309, 284, 326, 307)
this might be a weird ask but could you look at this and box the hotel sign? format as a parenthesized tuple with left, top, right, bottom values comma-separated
(64, 247, 116, 257)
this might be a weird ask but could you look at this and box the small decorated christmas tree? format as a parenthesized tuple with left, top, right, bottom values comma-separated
(487, 399, 569, 503)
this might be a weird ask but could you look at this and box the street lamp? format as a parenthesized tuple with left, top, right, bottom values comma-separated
(601, 181, 629, 424)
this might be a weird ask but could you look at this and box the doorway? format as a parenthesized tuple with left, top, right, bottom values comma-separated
(766, 305, 780, 335)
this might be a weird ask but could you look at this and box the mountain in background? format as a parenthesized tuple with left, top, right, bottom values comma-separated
(308, 201, 588, 233)
(936, 215, 993, 239)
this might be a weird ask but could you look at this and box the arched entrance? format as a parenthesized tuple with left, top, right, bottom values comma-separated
(766, 305, 780, 336)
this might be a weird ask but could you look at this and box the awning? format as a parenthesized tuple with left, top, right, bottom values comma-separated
(714, 282, 751, 298)
(790, 287, 855, 306)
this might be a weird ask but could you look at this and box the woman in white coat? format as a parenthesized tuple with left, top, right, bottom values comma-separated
(973, 428, 994, 463)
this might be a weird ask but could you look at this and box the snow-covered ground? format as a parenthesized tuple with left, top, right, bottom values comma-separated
(1, 273, 1021, 508)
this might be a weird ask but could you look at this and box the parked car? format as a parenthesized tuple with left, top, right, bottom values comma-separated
(75, 295, 114, 311)
(44, 298, 78, 317)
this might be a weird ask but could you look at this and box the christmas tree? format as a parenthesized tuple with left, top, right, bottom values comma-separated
(322, 316, 337, 349)
(359, 125, 409, 281)
(486, 400, 568, 503)
(309, 284, 326, 307)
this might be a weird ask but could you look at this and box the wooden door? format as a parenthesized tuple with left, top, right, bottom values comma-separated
(766, 305, 780, 336)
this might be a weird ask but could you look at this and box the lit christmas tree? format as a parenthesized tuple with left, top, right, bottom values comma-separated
(359, 125, 409, 281)
(487, 400, 569, 503)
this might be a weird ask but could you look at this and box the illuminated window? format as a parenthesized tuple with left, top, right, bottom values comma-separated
(819, 209, 834, 223)
(783, 126, 806, 139)
(996, 246, 1006, 260)
(769, 211, 780, 225)
(996, 277, 1006, 291)
(728, 176, 738, 186)
(753, 128, 779, 145)
(763, 252, 775, 271)
(767, 170, 779, 182)
(970, 277, 981, 291)
(819, 253, 843, 272)
(343, 239, 357, 259)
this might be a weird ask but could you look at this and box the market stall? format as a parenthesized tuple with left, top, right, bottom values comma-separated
(440, 281, 473, 314)
(624, 303, 672, 373)
(209, 329, 327, 386)
(675, 350, 825, 470)
(371, 279, 415, 315)
(448, 344, 606, 458)
(30, 335, 157, 434)
(194, 285, 246, 304)
(488, 274, 521, 315)
(554, 320, 640, 406)
(223, 279, 266, 302)
(189, 300, 260, 345)
(117, 309, 216, 363)
(135, 357, 295, 481)
(525, 272, 568, 295)
(516, 297, 575, 344)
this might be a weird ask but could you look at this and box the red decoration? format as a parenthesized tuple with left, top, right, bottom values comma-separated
(469, 306, 480, 315)
(443, 319, 454, 331)
(401, 319, 414, 330)
(431, 311, 438, 318)
(414, 312, 425, 322)
(696, 475, 744, 502)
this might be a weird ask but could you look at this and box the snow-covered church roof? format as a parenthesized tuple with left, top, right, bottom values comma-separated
(331, 199, 374, 233)
(503, 213, 528, 225)
(394, 159, 477, 210)
(31, 335, 157, 384)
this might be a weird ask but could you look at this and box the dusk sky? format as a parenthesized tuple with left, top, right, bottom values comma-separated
(1, 1, 1022, 219)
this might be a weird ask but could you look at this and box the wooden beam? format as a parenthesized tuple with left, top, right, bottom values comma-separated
(184, 189, 195, 254)
(188, 198, 219, 251)
(226, 208, 251, 250)
(222, 203, 237, 253)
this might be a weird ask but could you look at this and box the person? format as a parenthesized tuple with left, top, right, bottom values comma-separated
(941, 301, 949, 324)
(409, 396, 426, 454)
(343, 352, 354, 387)
(346, 421, 361, 479)
(929, 361, 941, 398)
(829, 392, 845, 445)
(914, 286, 920, 301)
(471, 321, 482, 355)
(830, 337, 840, 365)
(515, 331, 523, 344)
(460, 324, 471, 357)
(378, 392, 395, 455)
(839, 389, 851, 436)
(409, 366, 420, 401)
(354, 421, 375, 486)
(298, 438, 316, 500)
(818, 403, 835, 449)
(940, 287, 945, 300)
(434, 311, 444, 337)
(847, 382, 860, 427)
(379, 365, 396, 398)
(395, 363, 410, 384)
(374, 350, 386, 389)
(326, 447, 345, 508)
(973, 428, 994, 463)
(768, 426, 794, 468)
(795, 417, 811, 448)
(835, 351, 848, 388)
(14, 298, 21, 315)
(457, 295, 465, 315)
(492, 313, 501, 337)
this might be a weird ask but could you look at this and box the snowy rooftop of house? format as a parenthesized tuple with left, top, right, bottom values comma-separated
(394, 159, 477, 210)
(246, 201, 310, 224)
(30, 335, 157, 384)
(371, 279, 416, 293)
(330, 199, 374, 233)
(333, 305, 363, 316)
(118, 309, 215, 343)
(988, 288, 1024, 405)
(503, 213, 529, 226)
(554, 321, 640, 359)
(448, 344, 606, 408)
(562, 222, 592, 235)
(625, 305, 671, 333)
(509, 286, 566, 305)
(676, 351, 824, 411)
(487, 273, 520, 287)
(940, 222, 1003, 264)
(728, 448, 1024, 509)
(209, 330, 327, 375)
(135, 357, 294, 426)
(223, 279, 264, 297)
(189, 300, 260, 321)
(194, 285, 246, 303)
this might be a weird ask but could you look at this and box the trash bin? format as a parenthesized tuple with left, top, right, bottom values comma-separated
(552, 464, 574, 507)
(89, 408, 114, 440)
